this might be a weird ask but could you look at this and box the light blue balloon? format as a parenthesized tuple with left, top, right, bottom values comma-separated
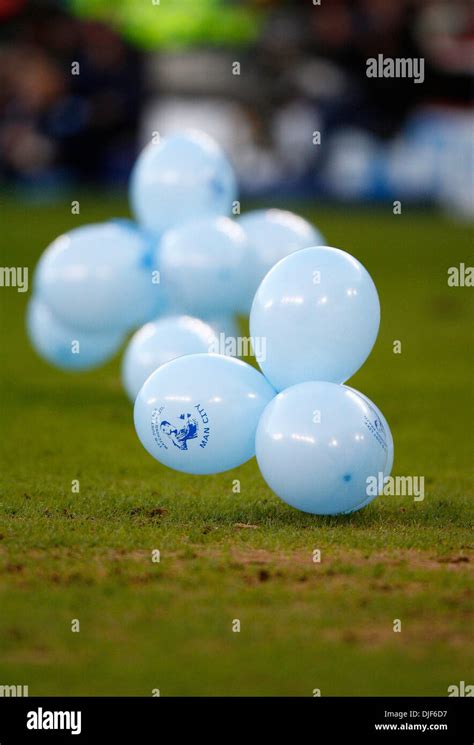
(203, 315, 241, 357)
(256, 381, 389, 515)
(27, 298, 124, 371)
(134, 353, 275, 474)
(164, 313, 240, 347)
(238, 209, 325, 313)
(250, 246, 380, 391)
(204, 315, 240, 343)
(159, 217, 251, 317)
(122, 315, 218, 401)
(130, 130, 237, 236)
(34, 221, 165, 333)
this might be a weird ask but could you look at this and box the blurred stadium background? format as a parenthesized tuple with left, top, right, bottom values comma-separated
(1, 1, 473, 697)
(1, 0, 472, 216)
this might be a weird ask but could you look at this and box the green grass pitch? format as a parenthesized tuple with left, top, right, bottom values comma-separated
(0, 196, 472, 696)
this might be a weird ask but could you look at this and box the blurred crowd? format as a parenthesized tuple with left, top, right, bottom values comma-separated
(0, 0, 472, 212)
(0, 2, 142, 186)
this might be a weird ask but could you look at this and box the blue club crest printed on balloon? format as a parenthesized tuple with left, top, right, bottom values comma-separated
(363, 409, 388, 452)
(152, 410, 207, 452)
(373, 416, 386, 441)
(341, 385, 394, 513)
(344, 385, 394, 477)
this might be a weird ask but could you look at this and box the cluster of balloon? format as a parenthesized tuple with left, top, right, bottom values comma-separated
(28, 129, 393, 516)
(136, 243, 393, 516)
(28, 130, 320, 377)
(28, 221, 164, 370)
(251, 247, 393, 514)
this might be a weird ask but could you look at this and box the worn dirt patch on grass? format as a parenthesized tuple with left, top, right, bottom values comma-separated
(1, 546, 472, 594)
